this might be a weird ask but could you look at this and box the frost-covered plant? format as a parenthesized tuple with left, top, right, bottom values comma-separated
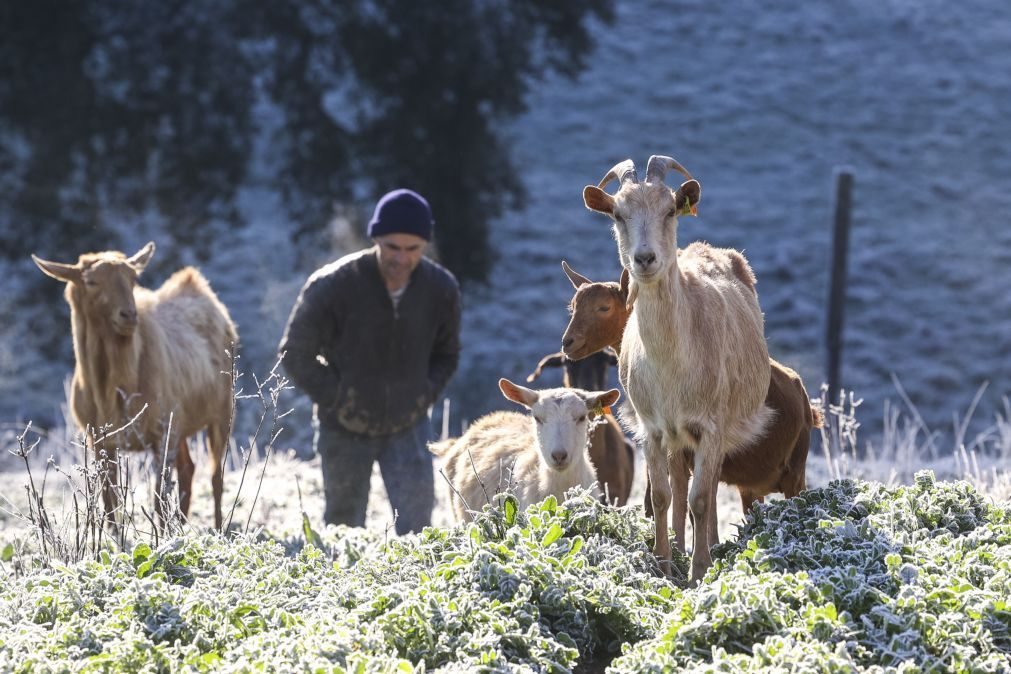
(0, 489, 683, 673)
(611, 472, 1011, 672)
(2, 476, 1009, 673)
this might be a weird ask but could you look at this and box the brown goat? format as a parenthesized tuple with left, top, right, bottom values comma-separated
(558, 262, 823, 539)
(33, 242, 237, 528)
(526, 339, 635, 507)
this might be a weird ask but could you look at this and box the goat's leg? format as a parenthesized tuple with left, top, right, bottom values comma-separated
(784, 433, 810, 499)
(707, 485, 719, 547)
(207, 423, 227, 530)
(669, 450, 690, 554)
(643, 476, 653, 518)
(643, 433, 672, 574)
(688, 438, 722, 584)
(176, 439, 195, 518)
(738, 488, 758, 516)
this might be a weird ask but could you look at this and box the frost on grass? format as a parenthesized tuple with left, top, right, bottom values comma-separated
(611, 471, 1011, 673)
(0, 489, 681, 672)
(1, 476, 1009, 672)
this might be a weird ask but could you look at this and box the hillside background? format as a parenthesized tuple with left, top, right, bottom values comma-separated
(1, 0, 1009, 458)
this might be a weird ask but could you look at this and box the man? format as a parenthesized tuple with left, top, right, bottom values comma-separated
(279, 189, 461, 534)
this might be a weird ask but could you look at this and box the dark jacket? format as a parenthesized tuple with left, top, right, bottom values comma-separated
(279, 247, 461, 436)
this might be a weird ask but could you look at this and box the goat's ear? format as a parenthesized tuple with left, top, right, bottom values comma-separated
(500, 378, 539, 407)
(618, 267, 630, 301)
(674, 179, 701, 216)
(625, 277, 639, 313)
(583, 185, 615, 215)
(127, 241, 156, 272)
(584, 388, 621, 417)
(526, 352, 565, 383)
(561, 260, 591, 289)
(32, 255, 82, 283)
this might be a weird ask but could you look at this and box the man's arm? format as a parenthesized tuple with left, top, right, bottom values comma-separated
(428, 283, 461, 402)
(278, 275, 341, 407)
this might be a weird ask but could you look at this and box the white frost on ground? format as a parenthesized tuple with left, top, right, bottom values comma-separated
(2, 406, 1007, 550)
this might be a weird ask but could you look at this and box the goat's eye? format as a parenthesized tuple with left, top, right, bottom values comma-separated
(614, 214, 625, 225)
(597, 305, 610, 313)
(534, 416, 544, 425)
(84, 278, 97, 287)
(666, 208, 678, 219)
(577, 414, 586, 423)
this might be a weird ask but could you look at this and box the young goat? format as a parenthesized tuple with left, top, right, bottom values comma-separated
(583, 155, 772, 582)
(526, 319, 634, 506)
(558, 263, 822, 536)
(430, 378, 620, 522)
(33, 242, 237, 529)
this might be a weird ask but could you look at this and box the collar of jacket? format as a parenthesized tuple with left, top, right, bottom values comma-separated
(366, 245, 428, 295)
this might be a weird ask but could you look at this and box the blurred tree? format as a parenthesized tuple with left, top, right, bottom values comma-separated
(248, 0, 614, 283)
(0, 0, 257, 263)
(0, 0, 613, 284)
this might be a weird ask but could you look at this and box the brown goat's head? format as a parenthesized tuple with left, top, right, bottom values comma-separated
(560, 261, 631, 361)
(33, 242, 156, 337)
(582, 156, 701, 286)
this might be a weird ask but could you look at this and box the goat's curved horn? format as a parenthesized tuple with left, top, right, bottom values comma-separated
(526, 352, 566, 382)
(597, 159, 639, 191)
(561, 260, 592, 289)
(645, 155, 694, 185)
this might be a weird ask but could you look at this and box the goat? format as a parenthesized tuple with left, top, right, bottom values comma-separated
(525, 264, 635, 506)
(583, 155, 772, 582)
(556, 262, 821, 535)
(33, 242, 238, 529)
(429, 378, 620, 521)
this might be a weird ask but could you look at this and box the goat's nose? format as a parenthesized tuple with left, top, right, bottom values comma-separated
(551, 450, 567, 464)
(562, 336, 574, 349)
(119, 309, 137, 322)
(634, 252, 656, 268)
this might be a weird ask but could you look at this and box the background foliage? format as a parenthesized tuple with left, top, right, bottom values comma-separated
(0, 0, 613, 285)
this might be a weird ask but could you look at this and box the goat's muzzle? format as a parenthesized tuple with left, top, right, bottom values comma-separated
(561, 336, 590, 361)
(113, 313, 139, 336)
(630, 251, 661, 282)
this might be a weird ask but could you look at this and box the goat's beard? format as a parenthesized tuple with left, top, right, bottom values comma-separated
(112, 321, 138, 338)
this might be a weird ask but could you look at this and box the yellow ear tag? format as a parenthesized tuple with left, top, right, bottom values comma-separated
(681, 203, 698, 217)
(591, 403, 612, 418)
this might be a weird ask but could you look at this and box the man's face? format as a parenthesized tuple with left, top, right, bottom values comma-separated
(374, 233, 427, 289)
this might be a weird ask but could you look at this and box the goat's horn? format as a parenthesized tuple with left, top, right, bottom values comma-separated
(645, 155, 694, 184)
(597, 159, 639, 191)
(561, 260, 592, 288)
(527, 351, 566, 382)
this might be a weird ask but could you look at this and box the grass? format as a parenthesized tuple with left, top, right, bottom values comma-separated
(0, 376, 1009, 671)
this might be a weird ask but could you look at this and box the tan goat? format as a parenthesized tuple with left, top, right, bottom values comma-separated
(557, 263, 822, 534)
(526, 333, 634, 506)
(583, 155, 772, 582)
(33, 242, 237, 528)
(430, 378, 620, 521)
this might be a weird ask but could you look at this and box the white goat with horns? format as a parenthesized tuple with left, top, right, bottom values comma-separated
(582, 155, 772, 583)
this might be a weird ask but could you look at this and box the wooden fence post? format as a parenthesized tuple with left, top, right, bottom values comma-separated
(826, 168, 853, 409)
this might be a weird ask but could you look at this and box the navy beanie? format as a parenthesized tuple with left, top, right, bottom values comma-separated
(367, 189, 434, 241)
